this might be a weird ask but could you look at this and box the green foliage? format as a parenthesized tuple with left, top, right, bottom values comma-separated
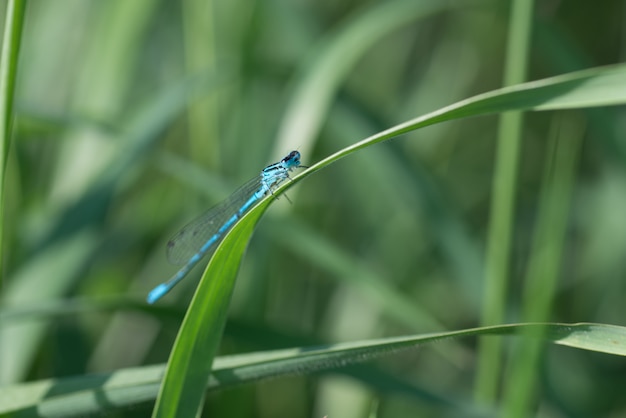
(3, 323, 625, 417)
(1, 1, 626, 417)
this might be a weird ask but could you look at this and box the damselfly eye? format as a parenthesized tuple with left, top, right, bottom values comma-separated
(286, 150, 300, 162)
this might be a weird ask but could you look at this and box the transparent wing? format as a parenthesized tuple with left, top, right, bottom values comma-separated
(166, 176, 264, 265)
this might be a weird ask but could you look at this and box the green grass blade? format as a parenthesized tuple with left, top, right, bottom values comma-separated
(151, 62, 626, 416)
(297, 63, 626, 181)
(150, 195, 275, 417)
(275, 0, 453, 156)
(475, 0, 534, 404)
(0, 0, 26, 293)
(182, 0, 219, 170)
(502, 115, 585, 417)
(3, 322, 625, 417)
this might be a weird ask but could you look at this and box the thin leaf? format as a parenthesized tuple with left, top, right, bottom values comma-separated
(151, 198, 271, 417)
(476, 0, 535, 404)
(275, 0, 453, 155)
(297, 63, 626, 182)
(3, 322, 625, 417)
(152, 62, 626, 416)
(0, 0, 27, 296)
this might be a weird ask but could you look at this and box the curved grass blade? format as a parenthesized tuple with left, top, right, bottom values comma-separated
(294, 63, 626, 184)
(275, 0, 453, 155)
(150, 193, 276, 417)
(476, 0, 535, 406)
(0, 0, 27, 293)
(152, 62, 626, 416)
(3, 323, 625, 417)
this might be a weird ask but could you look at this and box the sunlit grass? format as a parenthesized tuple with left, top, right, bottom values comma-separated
(2, 1, 626, 417)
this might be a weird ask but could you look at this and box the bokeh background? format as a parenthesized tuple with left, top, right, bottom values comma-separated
(1, 0, 626, 416)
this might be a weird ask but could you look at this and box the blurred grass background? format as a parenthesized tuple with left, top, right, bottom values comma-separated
(1, 0, 626, 416)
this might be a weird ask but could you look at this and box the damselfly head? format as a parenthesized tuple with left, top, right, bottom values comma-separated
(283, 150, 301, 168)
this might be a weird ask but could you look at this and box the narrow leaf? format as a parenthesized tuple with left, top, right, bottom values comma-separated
(3, 323, 624, 417)
(151, 62, 626, 416)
